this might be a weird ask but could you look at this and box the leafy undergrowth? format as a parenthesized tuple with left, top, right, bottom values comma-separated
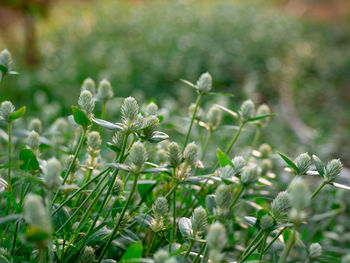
(0, 49, 350, 263)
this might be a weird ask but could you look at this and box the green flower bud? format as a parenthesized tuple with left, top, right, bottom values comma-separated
(309, 243, 322, 259)
(259, 143, 272, 158)
(219, 165, 235, 180)
(207, 105, 222, 131)
(141, 115, 159, 139)
(239, 99, 255, 121)
(87, 131, 101, 156)
(260, 214, 274, 231)
(28, 118, 42, 133)
(64, 155, 79, 173)
(0, 49, 12, 70)
(121, 96, 139, 122)
(215, 184, 233, 208)
(271, 191, 290, 217)
(183, 142, 199, 166)
(153, 197, 168, 216)
(295, 153, 311, 175)
(0, 101, 15, 120)
(27, 131, 40, 150)
(98, 79, 114, 101)
(232, 156, 246, 172)
(112, 177, 124, 196)
(79, 246, 96, 263)
(178, 217, 193, 237)
(207, 222, 227, 251)
(168, 142, 182, 168)
(196, 72, 212, 94)
(342, 254, 350, 263)
(81, 78, 96, 93)
(78, 90, 95, 116)
(324, 159, 342, 182)
(289, 177, 310, 211)
(154, 249, 169, 263)
(111, 132, 124, 150)
(145, 102, 158, 116)
(51, 118, 68, 134)
(241, 165, 259, 185)
(256, 104, 271, 125)
(128, 141, 147, 173)
(191, 207, 208, 235)
(24, 194, 51, 236)
(42, 158, 62, 190)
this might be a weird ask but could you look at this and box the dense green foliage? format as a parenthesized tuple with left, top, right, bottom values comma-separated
(1, 51, 350, 262)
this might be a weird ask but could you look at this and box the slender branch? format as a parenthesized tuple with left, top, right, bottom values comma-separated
(183, 93, 202, 150)
(311, 181, 327, 200)
(7, 120, 12, 193)
(278, 228, 296, 263)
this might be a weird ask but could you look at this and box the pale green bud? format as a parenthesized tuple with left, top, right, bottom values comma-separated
(215, 184, 233, 208)
(207, 105, 222, 130)
(81, 77, 96, 93)
(196, 72, 212, 94)
(27, 131, 40, 150)
(42, 158, 62, 190)
(256, 104, 271, 125)
(191, 207, 208, 235)
(0, 101, 15, 120)
(241, 165, 259, 185)
(289, 177, 310, 211)
(154, 249, 169, 263)
(232, 156, 246, 172)
(145, 102, 158, 116)
(112, 177, 124, 196)
(164, 257, 178, 263)
(128, 141, 147, 173)
(142, 115, 159, 139)
(259, 144, 272, 158)
(79, 246, 96, 263)
(51, 118, 68, 134)
(111, 132, 124, 150)
(87, 131, 101, 156)
(219, 165, 235, 179)
(64, 155, 79, 173)
(168, 142, 182, 168)
(0, 49, 12, 70)
(121, 96, 139, 122)
(271, 191, 290, 217)
(309, 243, 322, 259)
(260, 214, 274, 231)
(261, 159, 272, 174)
(153, 197, 168, 216)
(178, 217, 193, 237)
(183, 142, 199, 166)
(24, 194, 51, 235)
(207, 222, 227, 251)
(98, 79, 114, 101)
(324, 159, 342, 181)
(342, 254, 350, 263)
(239, 99, 255, 121)
(295, 153, 311, 175)
(28, 118, 42, 133)
(78, 90, 95, 116)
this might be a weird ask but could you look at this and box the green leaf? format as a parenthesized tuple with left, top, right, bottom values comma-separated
(180, 79, 198, 90)
(312, 155, 324, 177)
(148, 131, 169, 143)
(282, 228, 292, 243)
(120, 241, 143, 263)
(0, 64, 8, 74)
(72, 106, 91, 128)
(106, 142, 121, 153)
(92, 117, 123, 130)
(278, 153, 299, 174)
(216, 148, 234, 168)
(19, 148, 39, 172)
(8, 71, 19, 76)
(247, 114, 276, 122)
(9, 106, 26, 120)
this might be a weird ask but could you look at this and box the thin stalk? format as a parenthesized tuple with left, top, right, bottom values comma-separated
(183, 93, 202, 150)
(184, 240, 195, 258)
(239, 235, 264, 263)
(100, 101, 107, 133)
(201, 130, 213, 160)
(278, 228, 296, 263)
(97, 173, 140, 262)
(251, 125, 262, 150)
(258, 232, 268, 261)
(239, 229, 263, 261)
(200, 244, 208, 263)
(173, 182, 177, 243)
(229, 185, 244, 210)
(7, 120, 12, 193)
(51, 128, 87, 206)
(225, 122, 245, 155)
(263, 227, 286, 253)
(193, 243, 206, 263)
(311, 181, 327, 200)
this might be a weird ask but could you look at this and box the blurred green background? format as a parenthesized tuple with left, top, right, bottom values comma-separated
(0, 0, 349, 165)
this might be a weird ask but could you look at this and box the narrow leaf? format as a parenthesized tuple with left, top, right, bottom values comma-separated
(213, 104, 238, 118)
(278, 153, 299, 174)
(247, 113, 276, 122)
(216, 148, 234, 168)
(92, 117, 123, 130)
(9, 106, 26, 120)
(312, 155, 325, 177)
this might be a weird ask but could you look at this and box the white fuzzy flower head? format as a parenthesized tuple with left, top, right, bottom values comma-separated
(196, 72, 212, 94)
(215, 184, 233, 208)
(191, 207, 208, 235)
(207, 105, 222, 131)
(207, 222, 227, 251)
(154, 249, 169, 263)
(168, 142, 182, 168)
(289, 177, 310, 211)
(81, 77, 96, 93)
(112, 177, 124, 196)
(0, 101, 15, 120)
(183, 142, 199, 166)
(0, 49, 12, 70)
(324, 159, 342, 182)
(78, 90, 95, 116)
(295, 153, 311, 175)
(239, 99, 255, 121)
(241, 165, 259, 185)
(121, 96, 139, 122)
(42, 158, 62, 190)
(232, 156, 246, 172)
(128, 141, 147, 173)
(24, 194, 51, 235)
(145, 102, 158, 116)
(309, 243, 322, 259)
(271, 191, 290, 217)
(28, 118, 42, 133)
(27, 130, 40, 150)
(153, 197, 168, 217)
(98, 79, 114, 101)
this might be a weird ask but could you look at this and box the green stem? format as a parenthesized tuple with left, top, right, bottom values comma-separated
(239, 229, 263, 261)
(225, 122, 245, 155)
(229, 185, 244, 210)
(252, 125, 262, 150)
(194, 243, 206, 263)
(239, 235, 264, 263)
(311, 181, 327, 200)
(263, 227, 286, 253)
(184, 240, 195, 258)
(258, 232, 268, 261)
(183, 93, 202, 151)
(278, 228, 296, 263)
(7, 120, 12, 193)
(51, 128, 87, 206)
(201, 130, 213, 160)
(97, 173, 140, 262)
(173, 182, 177, 243)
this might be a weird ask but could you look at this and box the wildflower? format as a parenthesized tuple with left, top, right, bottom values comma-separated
(81, 77, 96, 93)
(42, 158, 62, 190)
(121, 96, 139, 122)
(207, 105, 222, 131)
(324, 159, 342, 182)
(112, 177, 124, 196)
(0, 49, 12, 70)
(168, 142, 182, 168)
(87, 131, 102, 156)
(207, 222, 227, 251)
(259, 143, 272, 158)
(178, 217, 193, 237)
(128, 142, 147, 173)
(215, 184, 233, 209)
(241, 165, 259, 185)
(260, 214, 274, 231)
(232, 156, 246, 172)
(98, 79, 114, 101)
(295, 153, 311, 175)
(0, 101, 15, 120)
(191, 207, 208, 235)
(28, 118, 42, 133)
(309, 243, 322, 259)
(183, 142, 199, 166)
(27, 131, 40, 150)
(196, 72, 212, 94)
(239, 99, 255, 121)
(271, 191, 290, 218)
(78, 90, 95, 116)
(289, 177, 310, 211)
(153, 197, 168, 217)
(145, 102, 158, 116)
(154, 249, 169, 263)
